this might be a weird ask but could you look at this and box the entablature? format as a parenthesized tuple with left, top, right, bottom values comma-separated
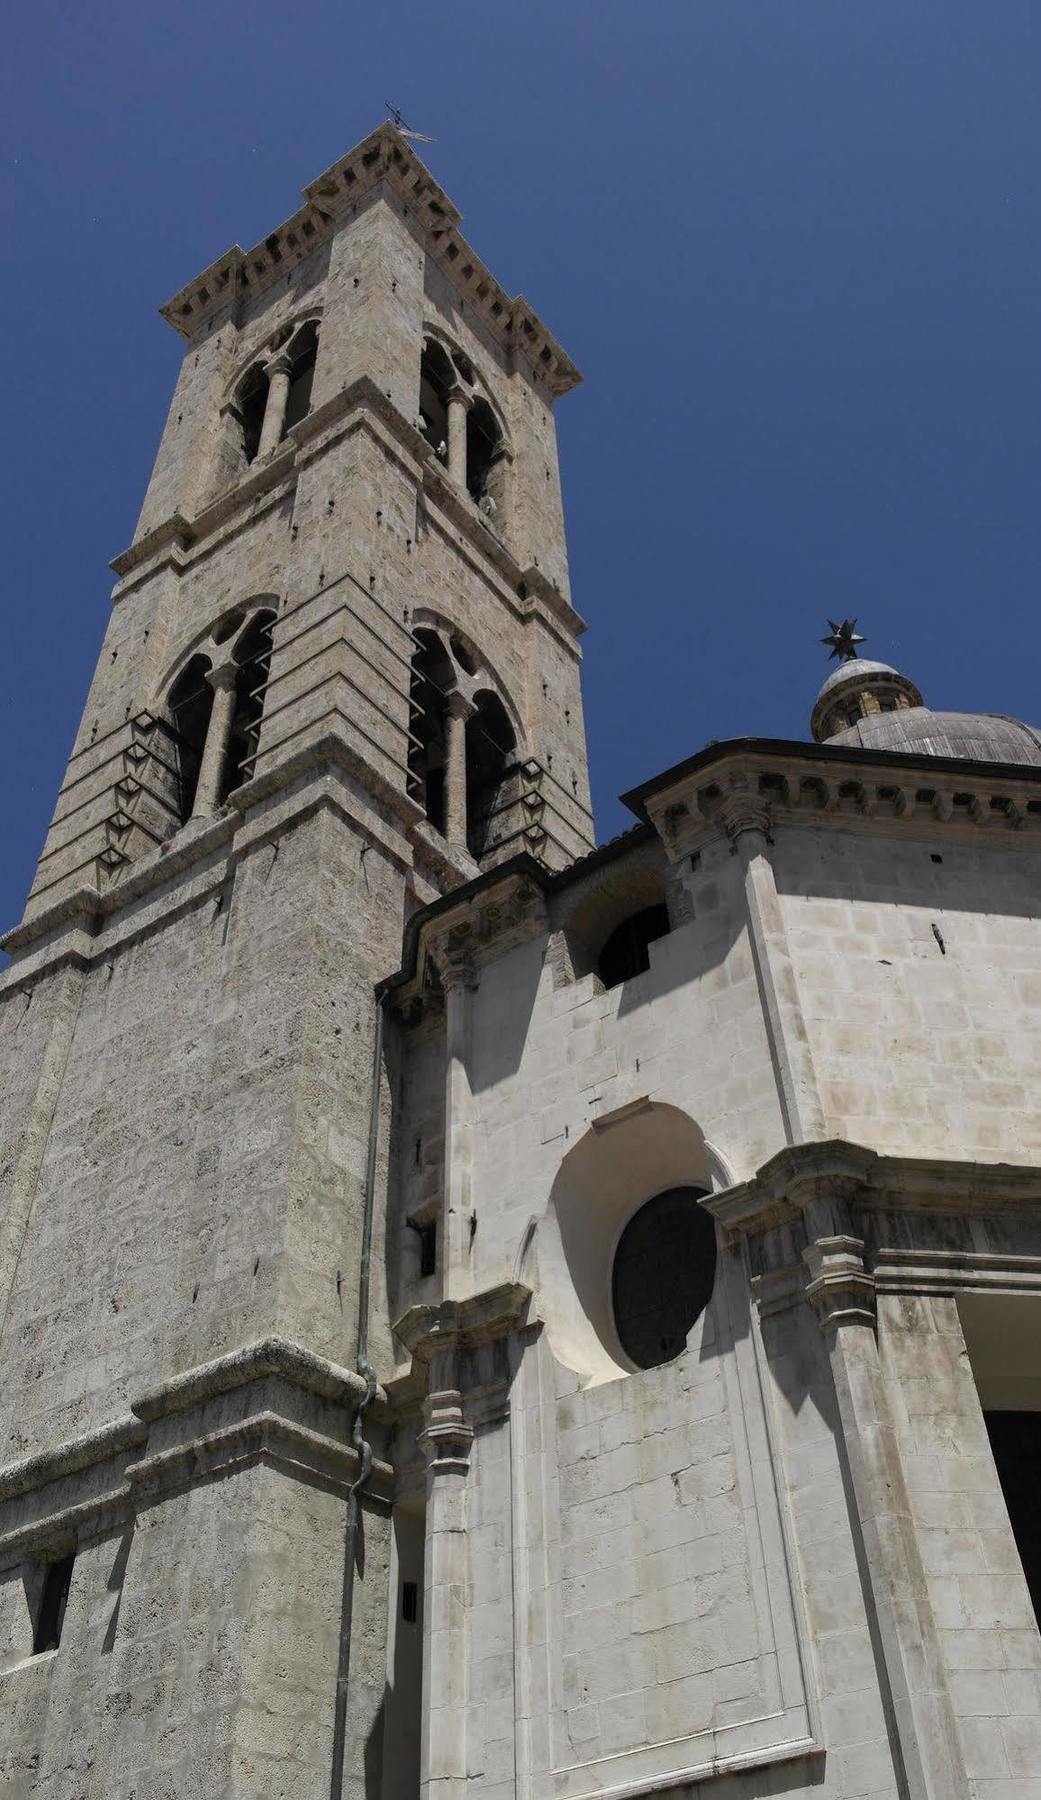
(623, 738, 1041, 861)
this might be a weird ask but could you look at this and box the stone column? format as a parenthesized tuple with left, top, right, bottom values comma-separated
(803, 1224, 971, 1800)
(446, 386, 470, 490)
(191, 661, 239, 820)
(419, 1365, 473, 1800)
(438, 934, 476, 1299)
(257, 354, 293, 460)
(444, 692, 475, 857)
(719, 785, 825, 1144)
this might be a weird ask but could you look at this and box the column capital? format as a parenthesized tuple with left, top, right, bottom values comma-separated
(444, 689, 476, 723)
(205, 659, 239, 694)
(266, 352, 294, 378)
(446, 382, 473, 410)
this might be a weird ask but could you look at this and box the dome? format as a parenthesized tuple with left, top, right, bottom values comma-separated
(811, 656, 924, 744)
(815, 659, 901, 705)
(828, 708, 1041, 766)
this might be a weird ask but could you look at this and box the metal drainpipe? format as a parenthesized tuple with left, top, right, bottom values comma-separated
(330, 987, 387, 1800)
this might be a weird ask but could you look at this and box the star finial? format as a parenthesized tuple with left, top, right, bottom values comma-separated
(821, 618, 866, 661)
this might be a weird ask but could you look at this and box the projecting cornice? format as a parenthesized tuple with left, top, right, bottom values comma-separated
(622, 736, 1041, 856)
(160, 123, 581, 398)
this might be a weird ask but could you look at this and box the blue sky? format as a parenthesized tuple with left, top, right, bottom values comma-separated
(3, 2, 1040, 932)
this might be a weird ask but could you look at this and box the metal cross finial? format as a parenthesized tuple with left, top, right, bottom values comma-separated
(821, 618, 867, 661)
(385, 104, 435, 144)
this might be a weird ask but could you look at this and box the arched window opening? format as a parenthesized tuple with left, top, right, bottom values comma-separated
(465, 691, 515, 861)
(282, 322, 319, 435)
(612, 1187, 717, 1370)
(407, 630, 454, 833)
(235, 365, 269, 466)
(166, 654, 214, 824)
(419, 340, 453, 457)
(466, 397, 502, 505)
(597, 904, 671, 989)
(220, 611, 276, 803)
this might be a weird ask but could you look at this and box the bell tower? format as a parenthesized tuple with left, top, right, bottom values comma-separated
(0, 125, 588, 1796)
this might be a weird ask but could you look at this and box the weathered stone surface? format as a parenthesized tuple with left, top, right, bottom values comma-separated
(4, 122, 1041, 1800)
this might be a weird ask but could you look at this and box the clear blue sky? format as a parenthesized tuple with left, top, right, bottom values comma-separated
(3, 2, 1040, 932)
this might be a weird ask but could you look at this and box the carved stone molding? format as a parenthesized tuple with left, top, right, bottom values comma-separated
(802, 1233, 877, 1331)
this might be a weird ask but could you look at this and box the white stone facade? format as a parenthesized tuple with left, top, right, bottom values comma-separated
(2, 125, 1041, 1799)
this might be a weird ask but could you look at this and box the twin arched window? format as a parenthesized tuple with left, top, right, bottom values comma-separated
(164, 609, 276, 825)
(418, 337, 508, 514)
(227, 321, 320, 476)
(406, 628, 516, 861)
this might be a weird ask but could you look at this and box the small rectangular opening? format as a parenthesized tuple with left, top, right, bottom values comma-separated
(409, 1218, 437, 1279)
(33, 1553, 75, 1654)
(402, 1580, 419, 1624)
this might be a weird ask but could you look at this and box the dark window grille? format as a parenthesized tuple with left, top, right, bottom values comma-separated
(612, 1187, 716, 1370)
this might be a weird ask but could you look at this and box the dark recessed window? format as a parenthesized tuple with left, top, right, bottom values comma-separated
(33, 1553, 75, 1654)
(415, 1220, 437, 1279)
(612, 1188, 716, 1370)
(402, 1580, 419, 1623)
(984, 1412, 1041, 1628)
(597, 904, 670, 989)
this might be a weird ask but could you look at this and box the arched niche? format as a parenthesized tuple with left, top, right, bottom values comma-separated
(562, 864, 671, 985)
(534, 1101, 720, 1385)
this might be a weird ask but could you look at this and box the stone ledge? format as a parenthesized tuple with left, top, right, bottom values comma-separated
(0, 1337, 393, 1566)
(0, 1414, 146, 1503)
(125, 1411, 393, 1505)
(131, 1335, 386, 1423)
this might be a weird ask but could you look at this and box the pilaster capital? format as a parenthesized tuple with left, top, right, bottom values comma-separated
(716, 783, 772, 850)
(430, 921, 478, 993)
(418, 1385, 474, 1475)
(802, 1233, 876, 1332)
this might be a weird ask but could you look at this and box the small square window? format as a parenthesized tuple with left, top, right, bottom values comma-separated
(33, 1553, 75, 1654)
(409, 1219, 436, 1279)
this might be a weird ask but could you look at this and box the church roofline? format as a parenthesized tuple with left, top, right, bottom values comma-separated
(159, 123, 582, 398)
(384, 731, 1041, 998)
(620, 734, 1041, 822)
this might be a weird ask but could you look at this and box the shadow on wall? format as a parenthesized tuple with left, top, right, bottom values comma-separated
(468, 932, 547, 1094)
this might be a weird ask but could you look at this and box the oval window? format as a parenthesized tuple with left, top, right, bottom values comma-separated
(611, 1187, 717, 1369)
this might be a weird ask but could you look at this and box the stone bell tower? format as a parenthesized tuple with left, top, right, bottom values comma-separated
(0, 124, 589, 1796)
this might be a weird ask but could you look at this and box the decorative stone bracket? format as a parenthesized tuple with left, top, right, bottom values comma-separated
(394, 1281, 532, 1477)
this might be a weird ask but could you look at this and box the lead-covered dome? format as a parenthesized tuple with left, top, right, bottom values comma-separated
(811, 647, 1041, 767)
(828, 708, 1041, 765)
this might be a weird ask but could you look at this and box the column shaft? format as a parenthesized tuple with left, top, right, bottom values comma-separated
(444, 696, 472, 856)
(447, 389, 469, 489)
(257, 360, 291, 459)
(191, 667, 238, 820)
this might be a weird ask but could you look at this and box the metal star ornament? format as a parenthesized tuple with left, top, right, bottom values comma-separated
(821, 618, 867, 662)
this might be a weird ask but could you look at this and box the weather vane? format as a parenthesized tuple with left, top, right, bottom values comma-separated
(821, 618, 866, 662)
(385, 104, 435, 145)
